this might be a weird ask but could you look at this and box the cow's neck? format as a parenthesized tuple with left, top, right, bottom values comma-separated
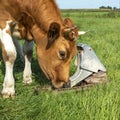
(30, 24, 47, 48)
(26, 0, 63, 49)
(27, 0, 63, 32)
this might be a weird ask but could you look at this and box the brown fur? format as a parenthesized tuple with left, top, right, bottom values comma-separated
(0, 0, 78, 88)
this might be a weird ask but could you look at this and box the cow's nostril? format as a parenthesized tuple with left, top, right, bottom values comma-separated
(63, 82, 70, 88)
(51, 84, 56, 90)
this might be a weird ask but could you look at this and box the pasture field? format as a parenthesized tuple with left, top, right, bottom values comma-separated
(0, 10, 120, 120)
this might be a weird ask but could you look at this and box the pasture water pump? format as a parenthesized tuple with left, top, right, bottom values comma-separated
(69, 43, 107, 87)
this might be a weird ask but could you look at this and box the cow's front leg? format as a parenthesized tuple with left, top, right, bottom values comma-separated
(0, 21, 16, 98)
(23, 40, 34, 84)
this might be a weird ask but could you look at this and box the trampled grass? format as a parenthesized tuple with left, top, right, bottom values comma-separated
(0, 10, 120, 120)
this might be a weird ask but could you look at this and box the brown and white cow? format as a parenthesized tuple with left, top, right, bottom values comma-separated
(0, 0, 78, 98)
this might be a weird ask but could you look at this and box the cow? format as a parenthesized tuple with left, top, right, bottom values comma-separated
(0, 0, 78, 98)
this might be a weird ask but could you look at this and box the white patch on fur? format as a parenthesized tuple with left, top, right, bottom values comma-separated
(23, 55, 32, 84)
(1, 62, 15, 96)
(23, 41, 33, 84)
(0, 21, 16, 54)
(0, 20, 16, 97)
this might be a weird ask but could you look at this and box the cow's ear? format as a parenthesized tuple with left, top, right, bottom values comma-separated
(46, 22, 60, 49)
(63, 18, 74, 27)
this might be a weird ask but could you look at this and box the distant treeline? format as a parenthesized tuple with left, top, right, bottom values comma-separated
(60, 9, 120, 12)
(99, 6, 119, 10)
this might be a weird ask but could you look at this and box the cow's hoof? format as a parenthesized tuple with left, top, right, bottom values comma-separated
(2, 93, 15, 98)
(1, 87, 15, 98)
(2, 94, 10, 98)
(2, 93, 15, 99)
(23, 77, 32, 85)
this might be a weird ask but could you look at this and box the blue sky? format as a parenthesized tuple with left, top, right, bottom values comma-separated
(56, 0, 119, 9)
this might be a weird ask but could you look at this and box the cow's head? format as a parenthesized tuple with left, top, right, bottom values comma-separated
(16, 13, 78, 88)
(36, 18, 78, 88)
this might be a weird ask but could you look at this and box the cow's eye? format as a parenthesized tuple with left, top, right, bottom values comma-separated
(59, 50, 66, 60)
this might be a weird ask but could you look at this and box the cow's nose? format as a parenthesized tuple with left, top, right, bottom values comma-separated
(63, 82, 70, 88)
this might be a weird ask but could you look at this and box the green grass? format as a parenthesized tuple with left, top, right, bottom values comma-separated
(0, 11, 120, 120)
